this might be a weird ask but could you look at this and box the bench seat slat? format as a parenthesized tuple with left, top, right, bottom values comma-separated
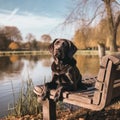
(114, 79, 120, 84)
(68, 91, 94, 98)
(66, 94, 92, 104)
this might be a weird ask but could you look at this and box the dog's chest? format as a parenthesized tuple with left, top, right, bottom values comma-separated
(52, 62, 70, 75)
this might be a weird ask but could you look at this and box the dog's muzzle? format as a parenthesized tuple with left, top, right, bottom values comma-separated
(54, 49, 65, 59)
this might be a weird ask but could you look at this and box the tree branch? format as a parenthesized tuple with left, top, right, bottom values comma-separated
(114, 13, 120, 30)
(87, 3, 105, 25)
(115, 0, 120, 6)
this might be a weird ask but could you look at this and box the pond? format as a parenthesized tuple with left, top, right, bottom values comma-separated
(0, 54, 100, 117)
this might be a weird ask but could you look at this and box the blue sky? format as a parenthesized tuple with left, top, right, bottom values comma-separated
(0, 0, 75, 40)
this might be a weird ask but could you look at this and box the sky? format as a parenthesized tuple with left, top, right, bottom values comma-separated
(0, 0, 75, 41)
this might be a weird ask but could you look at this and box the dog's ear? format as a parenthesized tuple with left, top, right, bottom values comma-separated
(49, 39, 58, 54)
(67, 40, 77, 58)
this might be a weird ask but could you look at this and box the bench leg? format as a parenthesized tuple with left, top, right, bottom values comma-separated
(43, 99, 56, 120)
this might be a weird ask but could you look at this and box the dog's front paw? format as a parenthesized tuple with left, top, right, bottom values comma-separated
(41, 87, 50, 101)
(54, 87, 63, 102)
(33, 85, 43, 96)
(33, 85, 49, 101)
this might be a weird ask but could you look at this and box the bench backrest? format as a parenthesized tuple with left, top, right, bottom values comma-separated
(93, 55, 120, 106)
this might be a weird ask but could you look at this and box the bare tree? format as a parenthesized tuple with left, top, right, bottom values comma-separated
(25, 33, 36, 42)
(65, 0, 120, 52)
(40, 34, 52, 43)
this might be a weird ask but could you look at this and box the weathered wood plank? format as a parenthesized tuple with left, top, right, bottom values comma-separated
(103, 61, 114, 105)
(50, 90, 93, 104)
(108, 55, 120, 64)
(43, 99, 56, 120)
(114, 79, 120, 85)
(92, 90, 102, 105)
(97, 68, 106, 82)
(100, 56, 109, 68)
(93, 60, 114, 105)
(69, 92, 94, 98)
(82, 77, 97, 84)
(67, 94, 92, 104)
(94, 81, 103, 91)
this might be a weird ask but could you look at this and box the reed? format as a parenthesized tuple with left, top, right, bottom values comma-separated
(9, 78, 42, 117)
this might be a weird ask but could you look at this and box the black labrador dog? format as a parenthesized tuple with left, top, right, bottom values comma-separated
(34, 38, 83, 102)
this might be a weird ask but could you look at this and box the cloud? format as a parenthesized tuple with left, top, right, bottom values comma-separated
(0, 9, 11, 14)
(0, 9, 74, 40)
(7, 8, 19, 20)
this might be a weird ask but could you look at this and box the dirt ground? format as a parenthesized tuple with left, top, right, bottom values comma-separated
(57, 102, 120, 120)
(5, 98, 120, 120)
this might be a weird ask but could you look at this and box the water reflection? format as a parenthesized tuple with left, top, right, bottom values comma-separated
(0, 55, 52, 117)
(75, 55, 100, 77)
(0, 54, 99, 117)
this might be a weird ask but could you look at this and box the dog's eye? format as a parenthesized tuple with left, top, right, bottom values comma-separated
(63, 42, 68, 47)
(62, 42, 65, 46)
(55, 41, 60, 45)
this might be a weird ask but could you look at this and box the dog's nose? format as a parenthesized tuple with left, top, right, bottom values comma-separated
(57, 48, 60, 51)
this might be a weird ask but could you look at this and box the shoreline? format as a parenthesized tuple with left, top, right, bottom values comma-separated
(0, 50, 120, 56)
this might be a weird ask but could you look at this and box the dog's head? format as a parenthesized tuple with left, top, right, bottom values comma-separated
(49, 38, 77, 60)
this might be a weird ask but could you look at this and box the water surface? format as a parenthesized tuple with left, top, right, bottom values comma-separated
(0, 54, 100, 117)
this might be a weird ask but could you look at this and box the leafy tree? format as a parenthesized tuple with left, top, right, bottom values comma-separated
(8, 42, 20, 50)
(0, 34, 12, 50)
(65, 0, 120, 51)
(117, 25, 120, 46)
(73, 28, 87, 49)
(24, 42, 31, 50)
(0, 26, 22, 50)
(73, 17, 120, 49)
(37, 41, 50, 50)
(1, 26, 22, 41)
(30, 39, 38, 50)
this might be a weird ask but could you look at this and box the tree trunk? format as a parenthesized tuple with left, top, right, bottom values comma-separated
(104, 0, 117, 52)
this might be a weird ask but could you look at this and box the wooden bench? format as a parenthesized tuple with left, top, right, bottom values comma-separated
(36, 55, 120, 120)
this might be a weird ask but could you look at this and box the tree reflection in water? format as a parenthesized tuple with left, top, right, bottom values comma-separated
(75, 55, 100, 78)
(0, 55, 52, 117)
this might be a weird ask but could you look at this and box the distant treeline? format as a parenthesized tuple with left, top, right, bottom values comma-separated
(0, 26, 51, 51)
(1, 18, 120, 51)
(73, 18, 120, 50)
